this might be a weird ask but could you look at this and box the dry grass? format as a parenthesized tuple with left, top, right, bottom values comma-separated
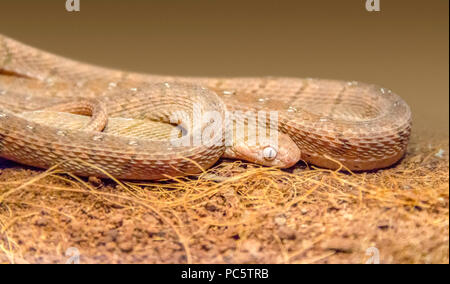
(0, 132, 448, 264)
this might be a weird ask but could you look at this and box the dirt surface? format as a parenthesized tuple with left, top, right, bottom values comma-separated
(0, 131, 448, 264)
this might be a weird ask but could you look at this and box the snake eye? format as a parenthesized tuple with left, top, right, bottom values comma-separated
(263, 146, 277, 161)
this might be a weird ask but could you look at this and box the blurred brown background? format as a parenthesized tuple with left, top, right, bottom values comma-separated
(0, 0, 448, 134)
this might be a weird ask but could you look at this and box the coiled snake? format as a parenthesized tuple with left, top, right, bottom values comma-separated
(0, 35, 412, 180)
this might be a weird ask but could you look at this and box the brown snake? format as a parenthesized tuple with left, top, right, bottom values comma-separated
(0, 34, 412, 180)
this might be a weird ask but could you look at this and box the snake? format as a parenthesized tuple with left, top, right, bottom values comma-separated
(0, 34, 412, 180)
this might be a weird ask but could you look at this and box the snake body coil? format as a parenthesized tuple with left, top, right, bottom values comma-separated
(0, 35, 412, 179)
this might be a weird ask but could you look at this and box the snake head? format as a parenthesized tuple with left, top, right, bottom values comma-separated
(224, 133, 301, 168)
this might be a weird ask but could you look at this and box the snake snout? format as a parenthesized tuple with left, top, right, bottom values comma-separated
(270, 133, 301, 168)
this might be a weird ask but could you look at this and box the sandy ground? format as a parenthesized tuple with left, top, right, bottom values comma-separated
(0, 132, 448, 264)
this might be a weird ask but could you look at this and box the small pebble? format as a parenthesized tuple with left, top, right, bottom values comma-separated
(88, 176, 103, 186)
(118, 241, 134, 253)
(435, 149, 445, 158)
(274, 216, 286, 226)
(277, 227, 296, 240)
(105, 242, 116, 252)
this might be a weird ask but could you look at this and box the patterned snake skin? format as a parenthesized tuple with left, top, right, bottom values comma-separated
(0, 34, 412, 180)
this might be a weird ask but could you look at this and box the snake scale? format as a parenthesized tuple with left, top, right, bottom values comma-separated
(0, 34, 412, 180)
